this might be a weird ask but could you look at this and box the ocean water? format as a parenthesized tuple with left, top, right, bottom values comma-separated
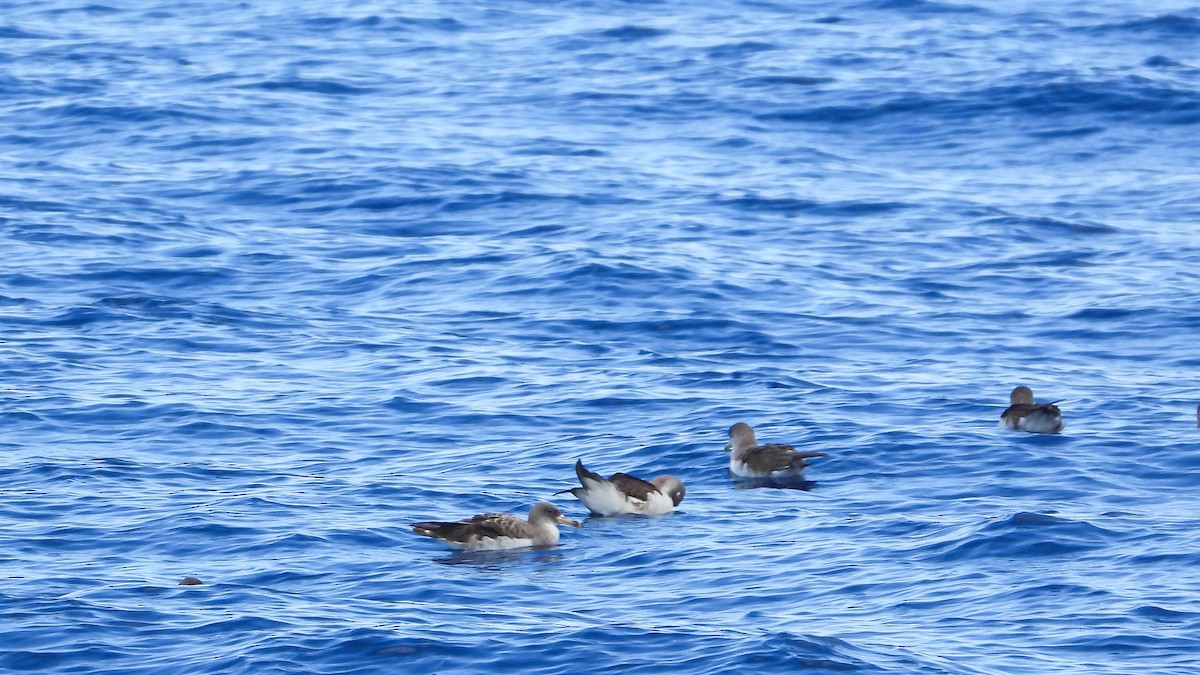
(3, 0, 1200, 672)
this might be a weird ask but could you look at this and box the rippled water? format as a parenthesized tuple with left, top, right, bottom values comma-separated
(4, 0, 1200, 672)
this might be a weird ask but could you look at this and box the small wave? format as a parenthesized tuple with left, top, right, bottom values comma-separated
(245, 77, 377, 96)
(383, 394, 442, 413)
(1065, 307, 1147, 320)
(923, 512, 1128, 562)
(78, 265, 232, 288)
(512, 140, 606, 157)
(0, 26, 54, 40)
(43, 102, 217, 124)
(757, 93, 943, 124)
(273, 625, 916, 673)
(393, 16, 466, 32)
(344, 195, 443, 211)
(159, 135, 268, 152)
(39, 305, 127, 328)
(738, 75, 836, 87)
(756, 74, 1200, 127)
(714, 194, 912, 216)
(0, 196, 71, 212)
(299, 15, 383, 30)
(1056, 633, 1200, 654)
(40, 4, 122, 17)
(1083, 14, 1200, 39)
(1027, 125, 1105, 138)
(163, 245, 226, 258)
(853, 0, 988, 14)
(597, 25, 672, 42)
(977, 214, 1119, 236)
(173, 420, 285, 439)
(1132, 604, 1200, 623)
(707, 41, 780, 58)
(427, 375, 508, 392)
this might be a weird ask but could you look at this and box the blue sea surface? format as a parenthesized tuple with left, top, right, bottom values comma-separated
(4, 0, 1200, 672)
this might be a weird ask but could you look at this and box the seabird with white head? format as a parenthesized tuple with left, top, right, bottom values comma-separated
(559, 459, 685, 516)
(725, 422, 826, 478)
(411, 502, 580, 551)
(999, 386, 1064, 434)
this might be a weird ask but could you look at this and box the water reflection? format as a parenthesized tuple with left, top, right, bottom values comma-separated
(730, 476, 816, 491)
(434, 548, 564, 569)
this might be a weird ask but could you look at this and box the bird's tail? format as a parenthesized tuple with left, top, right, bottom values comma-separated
(575, 459, 605, 485)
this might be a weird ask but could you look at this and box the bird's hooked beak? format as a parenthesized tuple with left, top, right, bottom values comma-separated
(557, 515, 581, 528)
(723, 441, 733, 452)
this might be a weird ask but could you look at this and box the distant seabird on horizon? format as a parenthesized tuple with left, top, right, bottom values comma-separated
(725, 422, 826, 478)
(999, 386, 1064, 434)
(559, 459, 685, 516)
(411, 502, 580, 551)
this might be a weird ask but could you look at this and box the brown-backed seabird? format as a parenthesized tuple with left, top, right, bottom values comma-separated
(999, 386, 1064, 434)
(725, 422, 826, 478)
(559, 459, 685, 516)
(411, 502, 580, 551)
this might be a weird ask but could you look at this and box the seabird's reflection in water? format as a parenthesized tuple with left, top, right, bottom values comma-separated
(435, 548, 564, 568)
(730, 476, 816, 491)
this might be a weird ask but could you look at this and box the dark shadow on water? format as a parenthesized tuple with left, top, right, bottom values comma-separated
(583, 513, 638, 524)
(730, 476, 816, 491)
(578, 511, 681, 531)
(434, 547, 563, 568)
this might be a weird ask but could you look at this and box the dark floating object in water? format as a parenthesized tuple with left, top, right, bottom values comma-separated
(411, 501, 580, 551)
(559, 459, 685, 516)
(725, 422, 826, 478)
(178, 577, 203, 586)
(1000, 386, 1064, 434)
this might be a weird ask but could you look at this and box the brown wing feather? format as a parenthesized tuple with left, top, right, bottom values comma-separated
(743, 443, 826, 474)
(575, 460, 605, 486)
(1001, 403, 1035, 420)
(607, 472, 659, 501)
(412, 513, 529, 542)
(1002, 402, 1060, 421)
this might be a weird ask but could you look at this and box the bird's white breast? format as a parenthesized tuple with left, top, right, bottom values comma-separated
(642, 490, 674, 515)
(729, 457, 769, 478)
(581, 481, 648, 515)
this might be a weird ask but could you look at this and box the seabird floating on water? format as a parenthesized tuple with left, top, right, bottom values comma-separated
(999, 386, 1064, 434)
(725, 422, 826, 478)
(411, 502, 580, 551)
(559, 459, 685, 516)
